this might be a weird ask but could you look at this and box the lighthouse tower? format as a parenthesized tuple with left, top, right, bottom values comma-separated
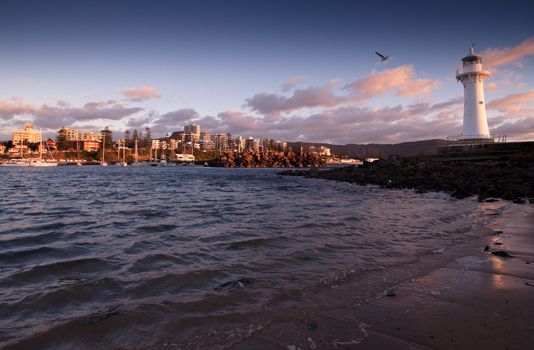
(456, 46, 491, 139)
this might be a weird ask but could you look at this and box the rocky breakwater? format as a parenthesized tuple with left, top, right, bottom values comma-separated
(210, 150, 325, 168)
(280, 151, 534, 203)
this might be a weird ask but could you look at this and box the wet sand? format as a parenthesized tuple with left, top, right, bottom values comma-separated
(233, 203, 534, 349)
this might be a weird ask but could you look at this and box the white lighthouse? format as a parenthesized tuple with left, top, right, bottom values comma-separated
(456, 46, 491, 139)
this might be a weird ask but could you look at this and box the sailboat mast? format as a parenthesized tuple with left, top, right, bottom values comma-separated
(101, 132, 105, 162)
(135, 139, 138, 163)
(40, 129, 43, 160)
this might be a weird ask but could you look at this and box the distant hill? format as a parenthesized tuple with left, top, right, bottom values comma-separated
(288, 139, 447, 158)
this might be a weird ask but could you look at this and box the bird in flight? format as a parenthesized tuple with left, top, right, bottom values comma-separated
(375, 51, 391, 62)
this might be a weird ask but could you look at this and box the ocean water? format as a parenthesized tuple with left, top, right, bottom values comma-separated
(0, 166, 490, 349)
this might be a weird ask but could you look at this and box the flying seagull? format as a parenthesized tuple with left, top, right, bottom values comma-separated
(375, 51, 391, 62)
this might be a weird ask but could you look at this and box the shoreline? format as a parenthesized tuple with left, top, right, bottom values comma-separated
(280, 150, 534, 204)
(230, 201, 534, 349)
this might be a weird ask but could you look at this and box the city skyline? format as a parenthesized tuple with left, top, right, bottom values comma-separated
(1, 0, 533, 143)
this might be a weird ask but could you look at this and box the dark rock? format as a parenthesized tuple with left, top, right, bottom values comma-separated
(491, 251, 513, 258)
(385, 289, 396, 297)
(503, 191, 515, 200)
(484, 246, 490, 252)
(307, 322, 318, 331)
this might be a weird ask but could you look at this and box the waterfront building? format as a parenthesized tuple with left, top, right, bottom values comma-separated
(245, 137, 260, 152)
(12, 123, 42, 149)
(184, 124, 201, 143)
(76, 131, 101, 141)
(275, 141, 287, 151)
(45, 139, 56, 151)
(59, 128, 103, 151)
(199, 133, 214, 151)
(215, 133, 229, 152)
(80, 140, 101, 151)
(456, 45, 491, 140)
(64, 128, 77, 141)
(169, 138, 179, 151)
(0, 144, 5, 154)
(309, 145, 331, 156)
(234, 136, 245, 152)
(151, 139, 160, 149)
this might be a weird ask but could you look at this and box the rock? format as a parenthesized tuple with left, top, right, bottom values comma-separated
(491, 251, 513, 258)
(484, 198, 499, 203)
(484, 245, 490, 252)
(307, 322, 318, 331)
(503, 191, 515, 200)
(385, 289, 396, 297)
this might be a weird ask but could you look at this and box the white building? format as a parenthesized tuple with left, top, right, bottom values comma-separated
(309, 145, 331, 157)
(12, 123, 42, 146)
(456, 46, 491, 139)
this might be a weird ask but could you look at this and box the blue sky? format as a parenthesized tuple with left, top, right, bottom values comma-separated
(1, 0, 533, 143)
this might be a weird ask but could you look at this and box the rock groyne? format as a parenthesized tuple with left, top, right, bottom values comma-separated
(280, 151, 534, 203)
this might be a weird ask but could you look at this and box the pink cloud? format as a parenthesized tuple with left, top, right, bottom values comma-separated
(0, 97, 143, 134)
(120, 86, 161, 101)
(344, 65, 441, 101)
(281, 76, 305, 91)
(482, 37, 534, 68)
(245, 80, 345, 116)
(0, 97, 38, 120)
(486, 90, 534, 113)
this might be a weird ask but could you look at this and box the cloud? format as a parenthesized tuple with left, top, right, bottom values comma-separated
(281, 76, 305, 91)
(482, 37, 534, 68)
(217, 110, 260, 135)
(162, 98, 462, 144)
(344, 65, 441, 101)
(482, 90, 534, 140)
(120, 86, 161, 101)
(0, 97, 38, 120)
(245, 80, 345, 116)
(0, 97, 143, 134)
(150, 108, 199, 135)
(259, 101, 462, 144)
(486, 90, 534, 113)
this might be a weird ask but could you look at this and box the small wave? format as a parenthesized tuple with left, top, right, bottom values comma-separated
(127, 254, 188, 273)
(0, 232, 61, 251)
(0, 246, 70, 266)
(124, 270, 225, 298)
(226, 237, 278, 250)
(136, 223, 176, 233)
(2, 257, 111, 286)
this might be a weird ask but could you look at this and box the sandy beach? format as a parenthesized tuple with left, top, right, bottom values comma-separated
(232, 201, 534, 349)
